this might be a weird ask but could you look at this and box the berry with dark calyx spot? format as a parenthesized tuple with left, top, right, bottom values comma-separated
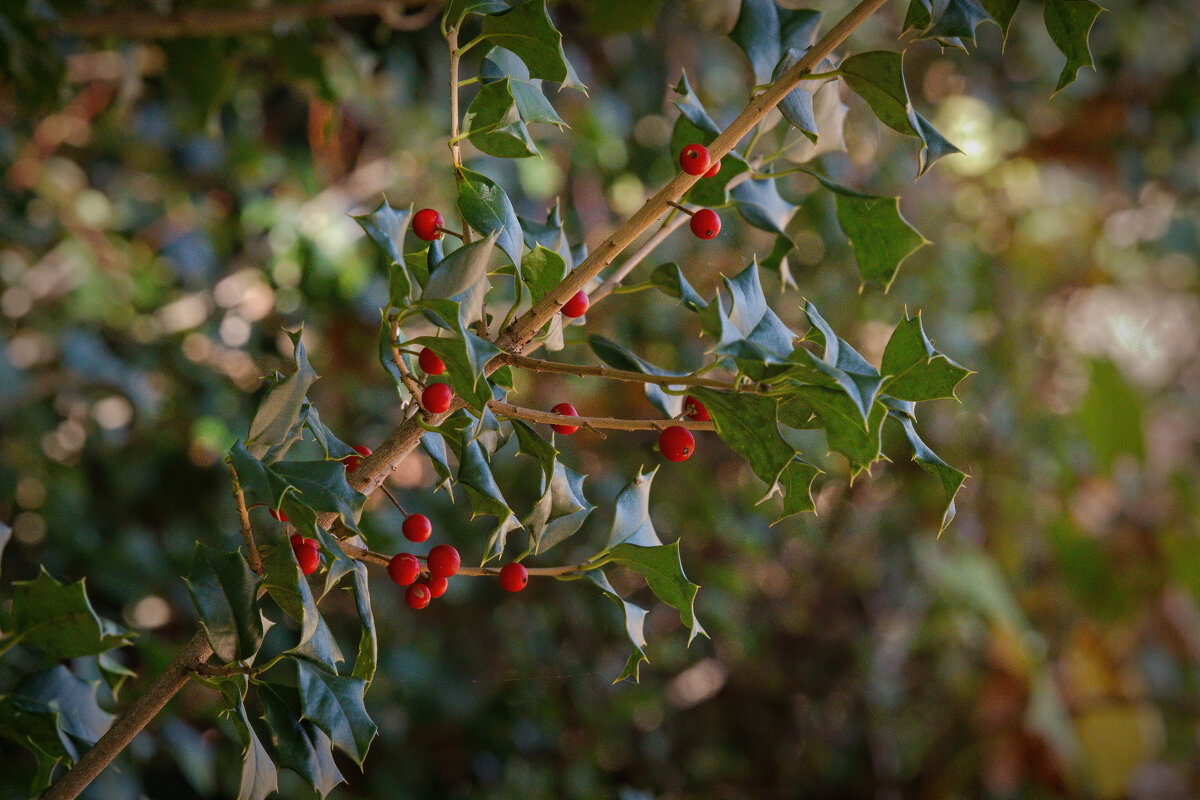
(684, 395, 710, 421)
(289, 532, 304, 547)
(270, 507, 288, 523)
(427, 544, 461, 578)
(418, 347, 446, 375)
(499, 562, 529, 593)
(550, 402, 580, 435)
(344, 444, 372, 474)
(561, 290, 589, 318)
(690, 208, 720, 240)
(704, 158, 722, 178)
(427, 576, 448, 598)
(422, 382, 454, 413)
(406, 582, 432, 610)
(403, 513, 432, 543)
(659, 425, 695, 462)
(679, 143, 711, 176)
(294, 540, 321, 576)
(412, 208, 444, 241)
(387, 553, 421, 586)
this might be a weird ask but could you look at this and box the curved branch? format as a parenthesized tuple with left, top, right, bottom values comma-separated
(590, 213, 688, 306)
(501, 352, 739, 390)
(225, 460, 263, 575)
(487, 400, 715, 432)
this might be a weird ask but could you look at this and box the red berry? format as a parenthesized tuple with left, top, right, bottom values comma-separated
(289, 532, 305, 547)
(387, 553, 421, 586)
(422, 382, 454, 413)
(412, 208, 444, 241)
(427, 544, 461, 579)
(402, 513, 432, 543)
(270, 507, 288, 523)
(704, 158, 722, 178)
(406, 582, 432, 610)
(294, 540, 320, 576)
(659, 425, 695, 462)
(427, 576, 448, 598)
(690, 208, 720, 240)
(679, 143, 711, 176)
(684, 395, 710, 421)
(344, 444, 372, 474)
(561, 290, 589, 318)
(550, 402, 579, 435)
(418, 347, 446, 375)
(499, 562, 529, 593)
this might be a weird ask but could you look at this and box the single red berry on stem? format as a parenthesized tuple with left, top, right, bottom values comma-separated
(684, 395, 710, 421)
(679, 143, 711, 176)
(427, 576, 448, 598)
(690, 208, 721, 240)
(704, 158, 722, 178)
(412, 208, 444, 241)
(418, 347, 446, 375)
(550, 402, 579, 435)
(270, 507, 288, 523)
(659, 425, 695, 462)
(406, 583, 432, 610)
(499, 562, 529, 593)
(344, 444, 372, 474)
(561, 290, 589, 318)
(294, 540, 321, 576)
(422, 382, 454, 413)
(388, 553, 422, 586)
(403, 513, 432, 543)
(427, 544, 461, 578)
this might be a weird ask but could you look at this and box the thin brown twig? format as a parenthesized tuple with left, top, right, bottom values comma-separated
(225, 459, 263, 575)
(500, 352, 740, 390)
(487, 400, 715, 432)
(590, 213, 689, 306)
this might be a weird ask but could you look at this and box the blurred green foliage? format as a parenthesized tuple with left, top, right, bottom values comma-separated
(2, 0, 1200, 798)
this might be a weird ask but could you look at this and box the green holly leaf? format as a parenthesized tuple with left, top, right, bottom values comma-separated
(346, 563, 377, 684)
(787, 300, 885, 425)
(272, 460, 366, 534)
(672, 71, 721, 135)
(412, 325, 503, 413)
(689, 389, 821, 519)
(421, 233, 497, 306)
(814, 174, 929, 290)
(587, 334, 685, 418)
(881, 313, 972, 401)
(980, 0, 1021, 39)
(185, 545, 264, 664)
(214, 679, 278, 800)
(839, 51, 961, 176)
(731, 0, 781, 84)
(444, 0, 510, 29)
(690, 153, 752, 208)
(260, 542, 344, 675)
(245, 329, 318, 463)
(480, 0, 585, 92)
(478, 50, 568, 126)
(780, 8, 823, 49)
(299, 403, 357, 461)
(584, 571, 649, 683)
(9, 568, 133, 660)
(607, 542, 706, 643)
(512, 419, 558, 486)
(457, 169, 523, 268)
(294, 658, 377, 765)
(797, 387, 887, 477)
(523, 460, 595, 555)
(1045, 0, 1103, 94)
(650, 263, 707, 312)
(904, 0, 992, 44)
(13, 665, 113, 747)
(0, 694, 74, 790)
(463, 78, 539, 158)
(260, 687, 344, 798)
(604, 466, 662, 549)
(378, 313, 411, 399)
(759, 234, 798, 290)
(520, 244, 568, 302)
(731, 177, 794, 236)
(228, 440, 292, 511)
(350, 198, 410, 267)
(458, 440, 522, 560)
(887, 412, 967, 531)
(421, 432, 455, 494)
(711, 259, 796, 367)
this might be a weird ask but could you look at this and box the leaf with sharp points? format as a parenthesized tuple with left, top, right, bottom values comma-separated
(228, 440, 292, 511)
(185, 545, 264, 663)
(881, 313, 972, 401)
(760, 234, 798, 290)
(260, 687, 344, 798)
(421, 432, 455, 494)
(650, 263, 707, 312)
(521, 244, 568, 302)
(604, 466, 661, 550)
(587, 334, 685, 418)
(607, 542, 706, 643)
(272, 460, 366, 534)
(463, 77, 539, 158)
(689, 389, 820, 519)
(731, 177, 794, 236)
(730, 0, 781, 84)
(294, 658, 376, 765)
(443, 0, 509, 29)
(347, 563, 377, 683)
(772, 46, 837, 144)
(839, 50, 961, 176)
(14, 666, 113, 746)
(887, 411, 967, 531)
(905, 0, 992, 43)
(480, 0, 585, 91)
(458, 440, 522, 560)
(245, 330, 318, 463)
(421, 234, 497, 306)
(584, 571, 649, 683)
(798, 386, 886, 477)
(215, 680, 278, 800)
(523, 460, 594, 554)
(1045, 0, 1102, 93)
(980, 0, 1021, 38)
(10, 568, 133, 660)
(780, 8, 822, 49)
(378, 314, 412, 400)
(786, 300, 886, 425)
(412, 326, 502, 413)
(350, 198, 409, 267)
(814, 174, 928, 290)
(783, 80, 849, 164)
(512, 419, 558, 486)
(457, 169, 522, 267)
(261, 543, 344, 674)
(711, 259, 796, 367)
(0, 694, 73, 788)
(300, 403, 357, 461)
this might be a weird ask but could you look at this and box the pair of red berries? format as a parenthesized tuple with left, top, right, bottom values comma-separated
(678, 144, 722, 240)
(415, 346, 456, 414)
(290, 533, 321, 576)
(389, 543, 459, 609)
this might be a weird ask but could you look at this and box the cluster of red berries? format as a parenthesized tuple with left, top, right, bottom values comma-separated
(413, 345, 456, 414)
(678, 144, 722, 240)
(549, 395, 708, 462)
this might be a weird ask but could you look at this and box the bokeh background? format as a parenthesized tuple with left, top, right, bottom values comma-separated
(3, 0, 1200, 797)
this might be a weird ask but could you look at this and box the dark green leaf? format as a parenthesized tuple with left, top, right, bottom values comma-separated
(185, 545, 264, 663)
(788, 300, 885, 425)
(881, 313, 972, 401)
(980, 0, 1021, 38)
(523, 460, 595, 554)
(607, 542, 706, 643)
(731, 0, 781, 84)
(458, 440, 522, 560)
(412, 325, 502, 412)
(245, 330, 319, 463)
(422, 234, 497, 305)
(350, 198, 410, 267)
(587, 334, 684, 417)
(0, 694, 73, 788)
(463, 78, 539, 158)
(10, 568, 133, 660)
(604, 466, 662, 549)
(295, 658, 377, 765)
(272, 460, 366, 534)
(905, 0, 992, 44)
(1044, 0, 1102, 93)
(215, 679, 278, 800)
(457, 169, 523, 267)
(512, 419, 558, 486)
(347, 563, 377, 684)
(520, 244, 568, 302)
(378, 314, 411, 399)
(814, 174, 929, 290)
(584, 571, 649, 683)
(479, 0, 585, 91)
(260, 687, 344, 798)
(261, 543, 344, 674)
(888, 412, 967, 531)
(421, 432, 455, 494)
(300, 403, 357, 461)
(650, 263, 707, 312)
(797, 387, 886, 476)
(444, 0, 510, 29)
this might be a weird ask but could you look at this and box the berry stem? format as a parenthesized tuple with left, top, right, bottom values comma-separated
(487, 400, 716, 432)
(387, 318, 426, 401)
(590, 212, 687, 305)
(380, 485, 408, 517)
(435, 226, 465, 241)
(499, 352, 743, 390)
(224, 457, 263, 576)
(665, 199, 694, 215)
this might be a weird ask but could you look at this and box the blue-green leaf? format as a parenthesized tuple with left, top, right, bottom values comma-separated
(522, 460, 594, 554)
(350, 198, 410, 267)
(604, 466, 661, 550)
(294, 658, 377, 765)
(457, 169, 522, 267)
(607, 542, 706, 643)
(584, 571, 649, 683)
(185, 545, 264, 664)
